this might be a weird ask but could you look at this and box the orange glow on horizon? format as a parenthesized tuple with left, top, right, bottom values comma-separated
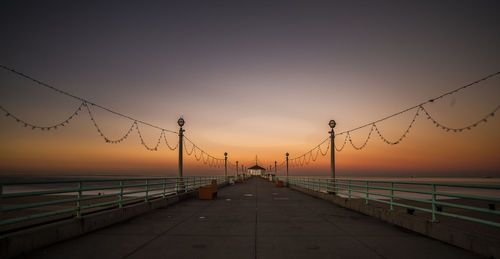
(1, 67, 499, 177)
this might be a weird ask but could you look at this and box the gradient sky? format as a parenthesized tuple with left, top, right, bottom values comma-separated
(1, 0, 499, 177)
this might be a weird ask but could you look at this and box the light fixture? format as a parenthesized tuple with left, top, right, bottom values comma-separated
(177, 117, 185, 127)
(329, 120, 336, 129)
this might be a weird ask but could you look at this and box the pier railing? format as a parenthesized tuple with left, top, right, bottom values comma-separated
(278, 176, 500, 227)
(0, 176, 228, 231)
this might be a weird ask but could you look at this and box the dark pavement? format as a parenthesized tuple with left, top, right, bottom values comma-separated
(24, 177, 481, 259)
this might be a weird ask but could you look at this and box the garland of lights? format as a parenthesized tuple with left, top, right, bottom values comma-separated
(281, 71, 500, 168)
(1, 64, 498, 170)
(0, 65, 226, 168)
(182, 136, 226, 168)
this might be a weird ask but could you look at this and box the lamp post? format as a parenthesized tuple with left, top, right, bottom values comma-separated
(329, 119, 336, 179)
(177, 117, 185, 193)
(224, 152, 228, 181)
(274, 160, 277, 181)
(236, 161, 239, 179)
(329, 119, 336, 194)
(286, 152, 289, 186)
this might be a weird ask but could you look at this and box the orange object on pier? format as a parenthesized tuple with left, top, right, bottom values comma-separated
(199, 180, 218, 200)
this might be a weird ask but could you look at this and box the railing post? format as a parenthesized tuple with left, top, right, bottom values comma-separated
(145, 179, 149, 202)
(286, 152, 289, 186)
(236, 161, 239, 178)
(177, 117, 185, 193)
(77, 182, 82, 218)
(162, 178, 166, 198)
(0, 184, 3, 218)
(390, 182, 394, 211)
(431, 184, 438, 222)
(119, 180, 123, 208)
(365, 180, 369, 205)
(348, 180, 351, 200)
(326, 179, 329, 193)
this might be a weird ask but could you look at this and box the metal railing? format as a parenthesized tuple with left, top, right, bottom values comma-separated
(0, 176, 228, 231)
(278, 176, 500, 227)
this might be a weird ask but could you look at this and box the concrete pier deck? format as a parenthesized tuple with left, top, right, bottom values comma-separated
(23, 177, 480, 259)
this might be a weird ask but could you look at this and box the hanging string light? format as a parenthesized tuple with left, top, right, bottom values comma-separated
(334, 133, 348, 152)
(282, 71, 500, 168)
(1, 65, 178, 151)
(421, 105, 499, 132)
(182, 135, 225, 168)
(1, 102, 85, 130)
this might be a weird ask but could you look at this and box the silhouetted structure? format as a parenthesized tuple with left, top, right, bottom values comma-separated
(247, 164, 265, 176)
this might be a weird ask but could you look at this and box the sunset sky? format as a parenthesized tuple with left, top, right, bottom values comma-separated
(0, 1, 499, 177)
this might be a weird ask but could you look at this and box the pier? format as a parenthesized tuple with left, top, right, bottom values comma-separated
(19, 177, 480, 259)
(2, 2, 500, 258)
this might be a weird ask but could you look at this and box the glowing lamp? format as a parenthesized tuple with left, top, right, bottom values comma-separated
(177, 117, 185, 127)
(329, 120, 336, 129)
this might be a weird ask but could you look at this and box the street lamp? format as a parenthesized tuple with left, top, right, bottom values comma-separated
(177, 117, 185, 193)
(224, 152, 228, 180)
(178, 117, 185, 127)
(286, 152, 289, 186)
(329, 119, 336, 129)
(329, 119, 336, 193)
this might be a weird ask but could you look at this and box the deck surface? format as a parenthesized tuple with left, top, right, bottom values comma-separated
(24, 177, 481, 259)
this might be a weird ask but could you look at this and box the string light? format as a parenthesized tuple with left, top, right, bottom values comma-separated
(334, 134, 348, 152)
(319, 140, 331, 155)
(0, 65, 177, 134)
(183, 135, 225, 168)
(372, 106, 420, 146)
(337, 71, 500, 136)
(421, 105, 499, 132)
(135, 123, 164, 151)
(2, 65, 498, 167)
(2, 65, 237, 170)
(347, 124, 375, 150)
(1, 102, 85, 130)
(282, 71, 500, 167)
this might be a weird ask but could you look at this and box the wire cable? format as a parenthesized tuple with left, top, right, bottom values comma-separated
(280, 71, 500, 165)
(336, 71, 500, 135)
(0, 64, 177, 134)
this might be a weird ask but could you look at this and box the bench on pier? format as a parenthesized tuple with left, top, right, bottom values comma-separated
(275, 180, 284, 187)
(199, 180, 218, 200)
